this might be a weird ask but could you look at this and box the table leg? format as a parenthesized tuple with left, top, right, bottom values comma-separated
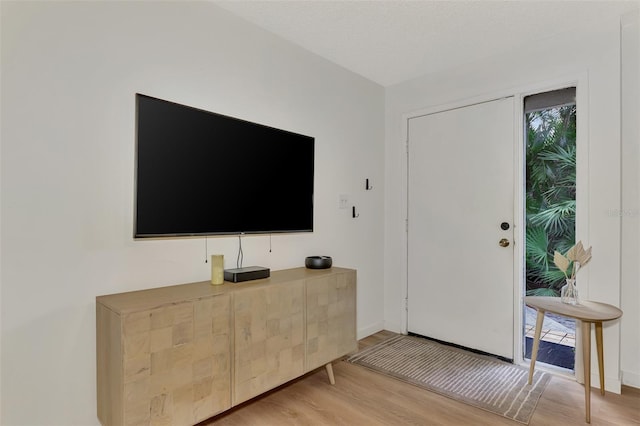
(595, 321, 605, 396)
(581, 321, 592, 423)
(528, 309, 545, 385)
(325, 362, 335, 385)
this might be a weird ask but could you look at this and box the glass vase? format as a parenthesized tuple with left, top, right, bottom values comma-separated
(560, 278, 579, 305)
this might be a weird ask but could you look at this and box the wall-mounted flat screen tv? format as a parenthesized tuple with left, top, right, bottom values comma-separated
(134, 94, 314, 238)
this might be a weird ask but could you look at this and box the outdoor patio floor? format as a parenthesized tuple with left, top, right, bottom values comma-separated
(525, 306, 576, 347)
(524, 325, 575, 347)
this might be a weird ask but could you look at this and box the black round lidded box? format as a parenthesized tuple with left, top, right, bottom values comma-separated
(305, 256, 332, 269)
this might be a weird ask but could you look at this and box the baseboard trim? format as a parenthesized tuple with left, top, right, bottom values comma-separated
(622, 370, 640, 389)
(591, 372, 622, 394)
(357, 321, 385, 340)
(382, 320, 403, 334)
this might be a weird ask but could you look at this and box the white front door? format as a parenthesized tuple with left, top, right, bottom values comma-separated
(407, 97, 516, 360)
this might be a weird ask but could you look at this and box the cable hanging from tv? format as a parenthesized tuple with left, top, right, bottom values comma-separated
(237, 233, 244, 269)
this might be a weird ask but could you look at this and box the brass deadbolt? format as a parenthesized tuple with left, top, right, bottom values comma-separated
(499, 238, 510, 247)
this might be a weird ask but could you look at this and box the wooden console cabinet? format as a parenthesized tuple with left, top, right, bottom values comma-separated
(96, 267, 356, 426)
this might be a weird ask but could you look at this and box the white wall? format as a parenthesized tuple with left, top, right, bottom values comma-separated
(0, 2, 385, 424)
(621, 10, 640, 389)
(385, 11, 638, 392)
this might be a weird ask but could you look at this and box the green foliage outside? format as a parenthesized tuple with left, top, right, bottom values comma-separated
(525, 105, 576, 296)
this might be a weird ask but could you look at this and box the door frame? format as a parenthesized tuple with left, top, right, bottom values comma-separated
(400, 72, 590, 372)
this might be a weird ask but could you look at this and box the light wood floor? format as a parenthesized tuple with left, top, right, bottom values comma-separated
(202, 330, 640, 425)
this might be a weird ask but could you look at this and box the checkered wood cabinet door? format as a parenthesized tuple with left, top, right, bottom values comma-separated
(120, 294, 231, 426)
(305, 270, 357, 371)
(233, 280, 305, 405)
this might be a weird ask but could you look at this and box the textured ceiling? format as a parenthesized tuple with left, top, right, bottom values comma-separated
(214, 0, 640, 86)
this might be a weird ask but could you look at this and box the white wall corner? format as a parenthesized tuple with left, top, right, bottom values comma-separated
(382, 320, 403, 334)
(357, 321, 386, 340)
(622, 370, 640, 389)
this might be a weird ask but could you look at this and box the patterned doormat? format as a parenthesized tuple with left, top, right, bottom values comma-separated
(347, 334, 550, 424)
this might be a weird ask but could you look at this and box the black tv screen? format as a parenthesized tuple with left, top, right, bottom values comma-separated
(134, 94, 314, 238)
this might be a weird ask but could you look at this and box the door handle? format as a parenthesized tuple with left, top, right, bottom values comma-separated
(499, 238, 510, 247)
